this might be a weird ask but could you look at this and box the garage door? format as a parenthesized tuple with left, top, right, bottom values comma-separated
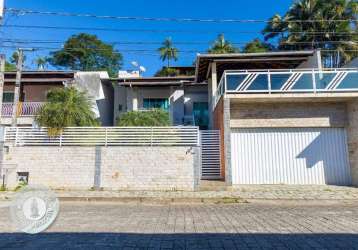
(231, 128, 351, 185)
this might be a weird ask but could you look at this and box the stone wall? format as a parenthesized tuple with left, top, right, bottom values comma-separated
(230, 102, 347, 128)
(347, 100, 358, 186)
(3, 146, 200, 191)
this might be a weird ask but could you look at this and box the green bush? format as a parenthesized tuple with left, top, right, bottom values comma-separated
(116, 109, 171, 127)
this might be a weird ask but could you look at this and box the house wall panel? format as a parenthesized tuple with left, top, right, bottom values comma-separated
(230, 102, 347, 128)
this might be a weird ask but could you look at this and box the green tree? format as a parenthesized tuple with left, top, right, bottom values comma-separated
(5, 61, 16, 71)
(35, 57, 48, 70)
(154, 67, 180, 77)
(36, 87, 99, 135)
(208, 34, 238, 54)
(117, 109, 171, 127)
(10, 51, 26, 65)
(49, 33, 123, 76)
(263, 0, 358, 65)
(243, 39, 274, 53)
(158, 37, 179, 68)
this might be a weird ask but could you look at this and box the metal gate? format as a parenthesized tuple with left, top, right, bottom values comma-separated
(231, 128, 351, 185)
(200, 130, 221, 180)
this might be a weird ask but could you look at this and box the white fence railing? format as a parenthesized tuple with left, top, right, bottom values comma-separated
(214, 68, 358, 107)
(4, 127, 200, 147)
(1, 102, 45, 117)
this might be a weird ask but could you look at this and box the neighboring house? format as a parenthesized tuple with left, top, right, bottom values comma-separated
(1, 71, 114, 126)
(196, 50, 358, 186)
(2, 71, 74, 125)
(113, 76, 209, 129)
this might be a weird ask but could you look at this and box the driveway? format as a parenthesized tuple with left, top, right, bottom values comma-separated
(0, 201, 358, 249)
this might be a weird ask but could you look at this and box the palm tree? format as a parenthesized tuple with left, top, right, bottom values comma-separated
(10, 51, 26, 65)
(208, 34, 238, 54)
(35, 57, 47, 71)
(243, 39, 274, 53)
(263, 0, 357, 66)
(35, 87, 99, 135)
(158, 37, 178, 68)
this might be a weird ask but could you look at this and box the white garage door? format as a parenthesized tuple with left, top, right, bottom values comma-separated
(231, 128, 351, 185)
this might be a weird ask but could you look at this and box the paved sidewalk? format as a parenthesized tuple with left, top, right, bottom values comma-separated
(1, 201, 358, 249)
(1, 185, 358, 202)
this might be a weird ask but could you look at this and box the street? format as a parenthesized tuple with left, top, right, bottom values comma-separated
(0, 201, 358, 249)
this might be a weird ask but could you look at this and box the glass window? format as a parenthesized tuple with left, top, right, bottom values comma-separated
(143, 98, 169, 111)
(3, 92, 14, 103)
(193, 102, 209, 130)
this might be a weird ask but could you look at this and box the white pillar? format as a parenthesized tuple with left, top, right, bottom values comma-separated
(132, 88, 138, 111)
(208, 62, 218, 129)
(211, 62, 218, 110)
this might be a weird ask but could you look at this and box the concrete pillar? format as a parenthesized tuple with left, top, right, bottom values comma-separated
(208, 79, 213, 129)
(208, 62, 217, 129)
(223, 98, 232, 185)
(347, 100, 358, 186)
(132, 88, 138, 111)
(211, 62, 218, 111)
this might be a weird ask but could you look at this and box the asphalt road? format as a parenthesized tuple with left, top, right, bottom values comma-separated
(0, 200, 358, 250)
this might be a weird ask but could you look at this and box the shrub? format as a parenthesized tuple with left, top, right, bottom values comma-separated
(117, 109, 171, 127)
(35, 87, 99, 136)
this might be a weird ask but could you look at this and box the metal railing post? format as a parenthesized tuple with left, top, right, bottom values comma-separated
(268, 71, 272, 94)
(59, 132, 63, 147)
(105, 127, 108, 147)
(312, 69, 317, 94)
(150, 127, 153, 146)
(15, 127, 18, 147)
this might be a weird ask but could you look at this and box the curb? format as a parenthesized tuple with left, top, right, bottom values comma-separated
(58, 196, 249, 204)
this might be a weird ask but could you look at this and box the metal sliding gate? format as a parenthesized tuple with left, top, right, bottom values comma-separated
(200, 130, 221, 180)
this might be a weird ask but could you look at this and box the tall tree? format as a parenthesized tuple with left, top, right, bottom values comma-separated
(158, 37, 178, 68)
(263, 0, 358, 66)
(208, 34, 238, 54)
(10, 51, 26, 65)
(49, 33, 123, 76)
(35, 57, 47, 71)
(243, 39, 274, 53)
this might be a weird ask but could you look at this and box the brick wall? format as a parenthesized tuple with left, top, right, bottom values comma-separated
(230, 102, 347, 128)
(3, 146, 200, 191)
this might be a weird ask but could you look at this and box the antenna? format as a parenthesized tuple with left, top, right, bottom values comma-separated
(0, 0, 4, 22)
(139, 66, 146, 73)
(131, 61, 139, 67)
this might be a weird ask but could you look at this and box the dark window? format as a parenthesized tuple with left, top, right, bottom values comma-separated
(3, 92, 14, 103)
(193, 102, 209, 130)
(143, 98, 169, 111)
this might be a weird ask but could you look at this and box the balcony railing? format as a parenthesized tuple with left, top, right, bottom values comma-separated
(214, 68, 358, 106)
(1, 102, 45, 117)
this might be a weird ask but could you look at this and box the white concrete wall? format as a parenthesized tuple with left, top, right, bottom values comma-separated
(3, 146, 200, 191)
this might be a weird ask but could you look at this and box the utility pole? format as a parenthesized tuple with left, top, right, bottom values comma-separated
(0, 54, 5, 123)
(0, 0, 4, 23)
(11, 49, 24, 127)
(11, 48, 34, 127)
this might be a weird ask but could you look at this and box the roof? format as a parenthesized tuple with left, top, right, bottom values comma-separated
(195, 51, 316, 83)
(112, 76, 196, 87)
(4, 71, 75, 84)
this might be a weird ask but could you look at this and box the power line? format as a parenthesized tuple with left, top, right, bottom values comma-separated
(2, 24, 357, 36)
(1, 38, 356, 46)
(5, 8, 357, 23)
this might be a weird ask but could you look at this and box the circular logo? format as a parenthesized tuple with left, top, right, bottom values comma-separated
(10, 185, 60, 234)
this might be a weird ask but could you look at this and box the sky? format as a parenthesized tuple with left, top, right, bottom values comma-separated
(0, 0, 294, 76)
